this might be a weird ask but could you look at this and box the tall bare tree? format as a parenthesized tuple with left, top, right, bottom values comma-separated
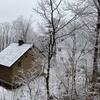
(0, 22, 11, 51)
(34, 0, 92, 99)
(11, 16, 33, 43)
(92, 0, 100, 83)
(34, 0, 68, 99)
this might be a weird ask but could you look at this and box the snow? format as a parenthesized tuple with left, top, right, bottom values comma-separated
(0, 76, 46, 100)
(0, 43, 33, 67)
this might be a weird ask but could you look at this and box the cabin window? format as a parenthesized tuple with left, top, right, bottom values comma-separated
(89, 50, 92, 54)
(5, 74, 9, 78)
(18, 61, 21, 67)
(61, 39, 64, 42)
(58, 48, 61, 52)
(25, 55, 27, 57)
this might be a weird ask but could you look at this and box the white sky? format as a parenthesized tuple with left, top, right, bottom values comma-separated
(0, 0, 73, 32)
(0, 0, 38, 22)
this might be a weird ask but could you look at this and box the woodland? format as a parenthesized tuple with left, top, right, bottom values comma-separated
(0, 0, 100, 100)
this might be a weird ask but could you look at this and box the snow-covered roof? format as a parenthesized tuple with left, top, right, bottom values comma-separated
(0, 43, 33, 67)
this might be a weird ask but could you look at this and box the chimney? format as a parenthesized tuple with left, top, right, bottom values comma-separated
(18, 40, 24, 46)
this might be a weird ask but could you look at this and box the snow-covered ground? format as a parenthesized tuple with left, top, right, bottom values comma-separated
(0, 76, 46, 100)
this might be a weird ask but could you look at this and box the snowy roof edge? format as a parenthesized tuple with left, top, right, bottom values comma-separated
(0, 43, 33, 67)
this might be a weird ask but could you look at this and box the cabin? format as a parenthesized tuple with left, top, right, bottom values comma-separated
(0, 40, 42, 86)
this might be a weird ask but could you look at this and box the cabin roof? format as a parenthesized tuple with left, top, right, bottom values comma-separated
(0, 43, 33, 67)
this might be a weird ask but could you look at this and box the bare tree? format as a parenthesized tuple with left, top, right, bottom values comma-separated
(91, 0, 100, 84)
(0, 22, 11, 51)
(33, 0, 93, 99)
(11, 16, 33, 43)
(34, 0, 66, 99)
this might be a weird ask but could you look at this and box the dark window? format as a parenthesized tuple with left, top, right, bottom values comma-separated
(25, 55, 27, 57)
(61, 39, 64, 41)
(32, 59, 34, 61)
(18, 62, 21, 67)
(58, 48, 61, 52)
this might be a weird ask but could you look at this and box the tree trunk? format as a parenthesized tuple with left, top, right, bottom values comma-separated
(46, 34, 52, 100)
(46, 59, 50, 100)
(92, 9, 100, 83)
(71, 33, 77, 100)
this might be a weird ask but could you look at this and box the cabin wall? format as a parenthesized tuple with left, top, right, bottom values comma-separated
(31, 48, 42, 75)
(0, 65, 13, 83)
(12, 49, 33, 81)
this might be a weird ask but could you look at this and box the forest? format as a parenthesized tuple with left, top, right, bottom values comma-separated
(0, 0, 100, 100)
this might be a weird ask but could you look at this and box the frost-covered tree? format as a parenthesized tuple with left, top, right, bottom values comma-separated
(91, 0, 100, 84)
(0, 22, 11, 51)
(34, 0, 67, 99)
(33, 0, 93, 99)
(11, 16, 34, 43)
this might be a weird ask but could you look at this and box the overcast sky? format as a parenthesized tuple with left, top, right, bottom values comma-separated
(0, 0, 38, 22)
